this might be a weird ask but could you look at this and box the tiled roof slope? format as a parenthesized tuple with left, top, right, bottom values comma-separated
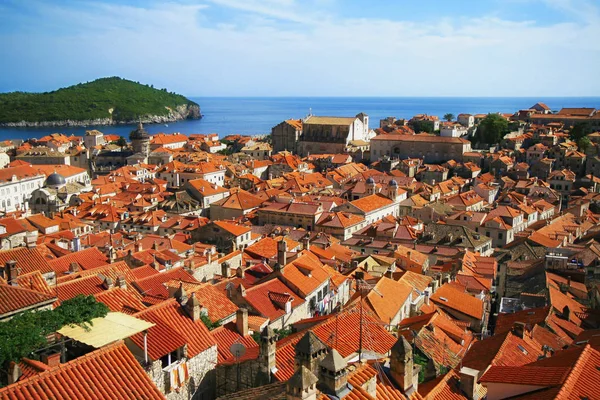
(0, 247, 53, 275)
(0, 342, 164, 400)
(0, 284, 56, 317)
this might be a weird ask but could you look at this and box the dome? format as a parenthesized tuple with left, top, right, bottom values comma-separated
(389, 179, 398, 186)
(130, 121, 149, 140)
(46, 172, 66, 187)
(366, 177, 375, 185)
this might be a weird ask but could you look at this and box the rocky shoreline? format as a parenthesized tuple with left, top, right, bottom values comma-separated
(0, 103, 201, 128)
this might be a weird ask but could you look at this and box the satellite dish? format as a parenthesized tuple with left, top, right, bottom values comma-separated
(230, 342, 247, 359)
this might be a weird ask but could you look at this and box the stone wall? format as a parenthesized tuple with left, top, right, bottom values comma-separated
(215, 359, 266, 397)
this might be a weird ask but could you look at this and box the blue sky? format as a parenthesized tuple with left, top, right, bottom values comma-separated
(0, 0, 599, 96)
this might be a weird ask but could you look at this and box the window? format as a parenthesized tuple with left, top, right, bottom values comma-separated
(498, 232, 503, 240)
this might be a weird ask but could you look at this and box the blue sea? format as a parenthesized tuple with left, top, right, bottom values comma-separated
(1, 97, 599, 141)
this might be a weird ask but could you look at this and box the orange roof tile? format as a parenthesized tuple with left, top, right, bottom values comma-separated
(430, 283, 484, 320)
(0, 284, 56, 317)
(0, 342, 164, 400)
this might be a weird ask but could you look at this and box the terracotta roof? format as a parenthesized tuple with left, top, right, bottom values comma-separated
(133, 298, 216, 357)
(243, 278, 304, 321)
(0, 247, 53, 275)
(94, 288, 146, 315)
(211, 322, 260, 364)
(0, 342, 164, 400)
(462, 330, 543, 371)
(365, 277, 412, 324)
(212, 190, 264, 210)
(349, 194, 394, 213)
(304, 115, 357, 125)
(0, 283, 56, 317)
(182, 283, 238, 323)
(480, 344, 600, 400)
(494, 307, 550, 335)
(430, 283, 484, 320)
(213, 220, 252, 237)
(274, 301, 397, 381)
(283, 252, 330, 297)
(48, 247, 109, 274)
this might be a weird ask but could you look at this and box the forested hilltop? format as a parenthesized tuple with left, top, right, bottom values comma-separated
(0, 77, 201, 126)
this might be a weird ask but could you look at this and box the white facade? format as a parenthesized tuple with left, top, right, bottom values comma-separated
(441, 125, 469, 138)
(0, 173, 46, 213)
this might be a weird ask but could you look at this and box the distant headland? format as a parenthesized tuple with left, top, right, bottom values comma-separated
(0, 77, 201, 127)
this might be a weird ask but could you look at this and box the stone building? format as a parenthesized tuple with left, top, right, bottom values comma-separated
(272, 119, 302, 153)
(29, 172, 91, 215)
(272, 114, 373, 157)
(130, 121, 151, 162)
(370, 134, 472, 164)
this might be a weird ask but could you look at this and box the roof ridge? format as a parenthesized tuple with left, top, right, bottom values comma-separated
(555, 344, 595, 398)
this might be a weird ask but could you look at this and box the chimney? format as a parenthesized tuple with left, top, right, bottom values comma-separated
(102, 276, 114, 290)
(221, 262, 231, 278)
(72, 237, 81, 252)
(185, 292, 202, 322)
(135, 241, 143, 253)
(5, 260, 18, 286)
(459, 367, 480, 400)
(424, 291, 430, 305)
(236, 308, 249, 336)
(25, 232, 37, 248)
(207, 251, 212, 264)
(7, 362, 21, 385)
(302, 236, 310, 251)
(41, 352, 61, 368)
(563, 305, 571, 321)
(236, 267, 245, 278)
(115, 275, 127, 290)
(277, 239, 287, 266)
(69, 262, 80, 274)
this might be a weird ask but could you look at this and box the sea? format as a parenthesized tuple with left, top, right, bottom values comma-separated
(1, 96, 599, 141)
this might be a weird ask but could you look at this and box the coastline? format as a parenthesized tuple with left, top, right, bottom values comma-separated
(0, 103, 202, 128)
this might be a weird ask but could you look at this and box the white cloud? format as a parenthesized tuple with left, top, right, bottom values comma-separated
(1, 0, 599, 96)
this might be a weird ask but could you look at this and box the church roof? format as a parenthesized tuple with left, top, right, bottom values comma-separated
(304, 116, 357, 125)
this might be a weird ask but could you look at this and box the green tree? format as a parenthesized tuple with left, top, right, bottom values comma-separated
(443, 113, 454, 122)
(115, 136, 127, 150)
(200, 314, 221, 331)
(410, 120, 435, 134)
(0, 295, 108, 368)
(476, 113, 509, 145)
(578, 136, 592, 153)
(570, 122, 592, 142)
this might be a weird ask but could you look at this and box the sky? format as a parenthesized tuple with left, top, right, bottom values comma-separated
(0, 0, 599, 97)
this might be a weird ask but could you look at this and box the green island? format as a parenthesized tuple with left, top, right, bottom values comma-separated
(0, 76, 201, 126)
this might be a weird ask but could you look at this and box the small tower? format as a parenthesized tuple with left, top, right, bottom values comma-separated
(295, 331, 328, 376)
(366, 177, 377, 196)
(388, 179, 399, 202)
(318, 349, 351, 398)
(258, 325, 278, 383)
(130, 121, 150, 159)
(389, 335, 419, 395)
(286, 366, 318, 400)
(277, 239, 287, 266)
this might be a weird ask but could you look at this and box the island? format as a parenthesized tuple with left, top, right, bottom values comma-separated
(0, 76, 201, 127)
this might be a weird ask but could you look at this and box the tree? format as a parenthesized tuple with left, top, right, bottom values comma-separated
(115, 136, 127, 150)
(578, 136, 592, 153)
(570, 122, 592, 142)
(443, 113, 454, 122)
(410, 120, 435, 134)
(476, 113, 509, 145)
(0, 295, 108, 368)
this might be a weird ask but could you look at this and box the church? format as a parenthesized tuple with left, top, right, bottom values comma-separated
(272, 113, 374, 156)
